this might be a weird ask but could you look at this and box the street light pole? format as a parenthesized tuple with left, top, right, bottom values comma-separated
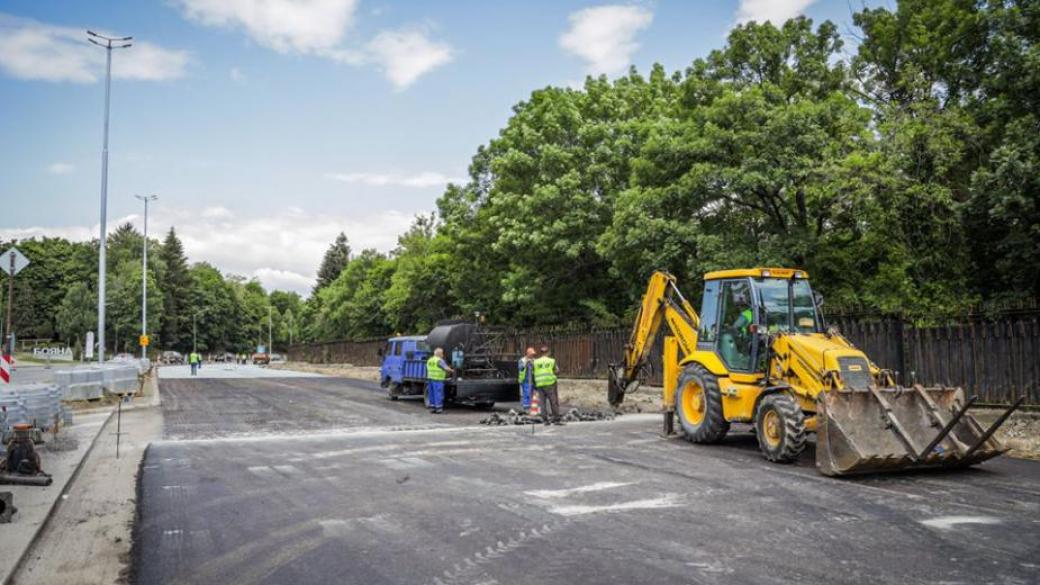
(267, 306, 273, 355)
(135, 194, 157, 359)
(192, 312, 197, 353)
(88, 30, 132, 365)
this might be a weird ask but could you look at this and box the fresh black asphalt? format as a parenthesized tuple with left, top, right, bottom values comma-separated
(133, 376, 1040, 585)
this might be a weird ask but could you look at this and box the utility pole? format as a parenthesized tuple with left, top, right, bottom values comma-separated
(88, 30, 132, 365)
(267, 306, 273, 355)
(135, 194, 157, 359)
(192, 312, 197, 353)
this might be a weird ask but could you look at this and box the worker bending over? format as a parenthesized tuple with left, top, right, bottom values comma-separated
(533, 346, 562, 425)
(426, 347, 454, 414)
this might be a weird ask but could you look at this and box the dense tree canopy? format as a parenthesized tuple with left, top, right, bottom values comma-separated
(5, 1, 1036, 351)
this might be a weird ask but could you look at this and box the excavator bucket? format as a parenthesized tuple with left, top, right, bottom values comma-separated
(607, 364, 640, 408)
(816, 384, 1023, 476)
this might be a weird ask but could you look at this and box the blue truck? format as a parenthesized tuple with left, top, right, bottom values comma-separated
(379, 322, 519, 408)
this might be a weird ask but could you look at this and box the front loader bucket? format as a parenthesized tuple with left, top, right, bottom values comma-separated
(816, 385, 1022, 476)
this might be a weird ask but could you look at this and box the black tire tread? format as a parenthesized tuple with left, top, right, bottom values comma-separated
(675, 364, 729, 444)
(755, 393, 807, 463)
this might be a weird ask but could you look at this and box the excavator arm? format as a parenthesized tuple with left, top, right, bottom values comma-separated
(608, 272, 700, 407)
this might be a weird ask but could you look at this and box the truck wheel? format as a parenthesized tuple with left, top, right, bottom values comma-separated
(675, 364, 729, 443)
(387, 383, 401, 401)
(754, 393, 806, 463)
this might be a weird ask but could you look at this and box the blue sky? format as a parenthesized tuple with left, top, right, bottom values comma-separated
(0, 0, 878, 294)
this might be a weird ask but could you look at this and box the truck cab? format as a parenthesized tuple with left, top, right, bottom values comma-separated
(380, 336, 431, 399)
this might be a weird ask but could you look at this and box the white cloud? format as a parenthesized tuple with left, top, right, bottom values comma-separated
(736, 0, 817, 24)
(173, 1, 451, 88)
(201, 206, 233, 219)
(48, 162, 74, 175)
(0, 13, 188, 83)
(175, 0, 359, 54)
(230, 66, 245, 82)
(559, 5, 653, 76)
(365, 28, 453, 90)
(0, 208, 416, 295)
(325, 171, 463, 188)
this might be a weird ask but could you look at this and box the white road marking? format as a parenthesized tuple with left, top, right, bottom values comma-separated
(380, 457, 432, 469)
(525, 481, 634, 499)
(247, 465, 277, 476)
(548, 494, 683, 516)
(920, 515, 1003, 530)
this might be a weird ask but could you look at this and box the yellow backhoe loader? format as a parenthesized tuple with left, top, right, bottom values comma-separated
(608, 269, 1023, 476)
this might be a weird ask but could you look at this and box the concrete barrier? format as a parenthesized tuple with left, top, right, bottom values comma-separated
(0, 384, 69, 437)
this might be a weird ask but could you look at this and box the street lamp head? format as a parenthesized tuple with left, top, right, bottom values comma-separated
(87, 30, 133, 41)
(134, 194, 158, 202)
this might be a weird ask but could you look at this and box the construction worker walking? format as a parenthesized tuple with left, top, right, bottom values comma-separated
(533, 345, 562, 425)
(188, 350, 201, 376)
(426, 347, 454, 414)
(517, 347, 535, 412)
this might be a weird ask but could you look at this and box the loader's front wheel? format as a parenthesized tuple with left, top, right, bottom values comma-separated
(755, 393, 806, 463)
(675, 364, 729, 443)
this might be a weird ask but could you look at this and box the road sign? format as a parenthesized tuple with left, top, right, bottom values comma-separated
(0, 247, 29, 276)
(139, 334, 150, 347)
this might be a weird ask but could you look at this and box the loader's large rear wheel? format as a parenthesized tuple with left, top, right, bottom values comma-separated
(755, 393, 806, 463)
(675, 364, 729, 443)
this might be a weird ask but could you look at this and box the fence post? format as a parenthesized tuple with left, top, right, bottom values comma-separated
(894, 318, 908, 386)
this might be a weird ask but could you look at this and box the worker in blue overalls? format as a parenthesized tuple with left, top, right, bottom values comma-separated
(517, 346, 535, 413)
(425, 347, 454, 414)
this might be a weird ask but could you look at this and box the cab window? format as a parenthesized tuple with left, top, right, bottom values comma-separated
(754, 278, 819, 333)
(698, 280, 720, 345)
(717, 279, 754, 371)
(393, 342, 402, 356)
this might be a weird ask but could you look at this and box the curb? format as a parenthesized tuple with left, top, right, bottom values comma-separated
(2, 408, 115, 585)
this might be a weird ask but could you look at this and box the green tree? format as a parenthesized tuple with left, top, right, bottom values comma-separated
(160, 228, 192, 350)
(55, 281, 96, 345)
(314, 232, 351, 294)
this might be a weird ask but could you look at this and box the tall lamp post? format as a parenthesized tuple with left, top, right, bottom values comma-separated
(267, 306, 273, 355)
(135, 194, 157, 359)
(88, 30, 132, 365)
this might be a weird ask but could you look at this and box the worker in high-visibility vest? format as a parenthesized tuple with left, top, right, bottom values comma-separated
(517, 346, 535, 412)
(188, 351, 201, 376)
(533, 345, 562, 425)
(425, 347, 454, 414)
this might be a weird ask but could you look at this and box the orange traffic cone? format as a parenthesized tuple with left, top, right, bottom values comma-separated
(530, 390, 541, 418)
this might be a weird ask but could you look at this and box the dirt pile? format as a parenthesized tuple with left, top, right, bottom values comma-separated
(558, 378, 662, 414)
(975, 409, 1040, 460)
(271, 362, 381, 382)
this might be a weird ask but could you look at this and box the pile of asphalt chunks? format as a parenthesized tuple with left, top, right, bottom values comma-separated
(480, 408, 617, 426)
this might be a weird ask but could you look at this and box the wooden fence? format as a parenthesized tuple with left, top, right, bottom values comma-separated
(288, 313, 1040, 406)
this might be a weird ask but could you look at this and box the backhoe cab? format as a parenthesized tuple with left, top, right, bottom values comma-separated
(608, 269, 1021, 476)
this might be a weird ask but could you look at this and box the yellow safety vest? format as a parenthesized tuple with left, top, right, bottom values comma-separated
(533, 356, 557, 388)
(426, 356, 446, 381)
